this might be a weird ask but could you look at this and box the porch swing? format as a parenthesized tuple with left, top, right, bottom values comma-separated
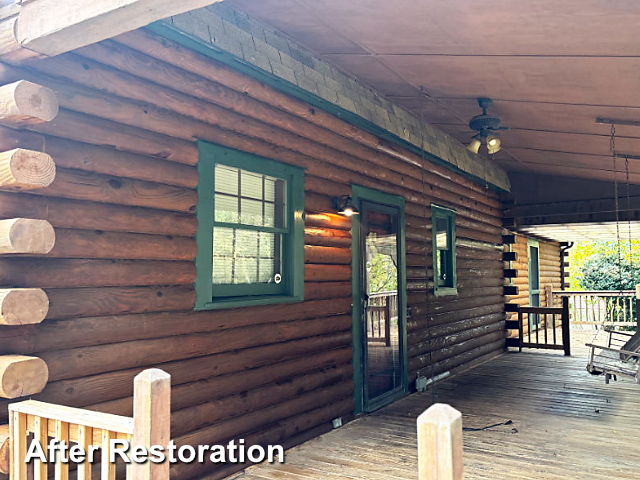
(586, 123, 640, 384)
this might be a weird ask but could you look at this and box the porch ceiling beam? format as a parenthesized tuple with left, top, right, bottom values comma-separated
(7, 0, 224, 59)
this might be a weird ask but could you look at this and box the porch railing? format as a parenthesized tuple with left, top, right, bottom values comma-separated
(552, 290, 638, 328)
(8, 369, 170, 480)
(367, 291, 398, 346)
(516, 297, 571, 356)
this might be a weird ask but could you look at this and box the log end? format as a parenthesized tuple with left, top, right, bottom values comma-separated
(0, 148, 56, 190)
(0, 355, 49, 399)
(12, 80, 59, 123)
(0, 218, 55, 254)
(0, 424, 7, 475)
(0, 288, 49, 325)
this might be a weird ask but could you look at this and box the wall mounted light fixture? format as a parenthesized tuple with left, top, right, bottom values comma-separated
(332, 195, 359, 217)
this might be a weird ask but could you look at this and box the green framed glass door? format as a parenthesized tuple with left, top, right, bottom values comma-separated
(528, 239, 541, 330)
(351, 185, 407, 413)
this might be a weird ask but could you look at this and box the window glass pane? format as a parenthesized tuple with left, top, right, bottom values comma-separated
(215, 165, 238, 195)
(212, 227, 283, 286)
(212, 256, 233, 284)
(241, 170, 263, 200)
(214, 194, 238, 223)
(435, 217, 449, 250)
(240, 198, 264, 226)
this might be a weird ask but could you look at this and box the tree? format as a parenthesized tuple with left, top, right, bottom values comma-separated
(580, 251, 640, 291)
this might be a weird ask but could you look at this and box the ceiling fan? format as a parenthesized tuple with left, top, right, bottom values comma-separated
(466, 98, 508, 155)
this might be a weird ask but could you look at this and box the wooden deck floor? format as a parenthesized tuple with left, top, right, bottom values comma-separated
(234, 348, 640, 480)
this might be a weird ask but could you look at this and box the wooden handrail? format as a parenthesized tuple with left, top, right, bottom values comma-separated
(8, 368, 170, 480)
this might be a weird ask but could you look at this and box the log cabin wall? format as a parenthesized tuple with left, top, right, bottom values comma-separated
(0, 21, 506, 480)
(506, 234, 563, 324)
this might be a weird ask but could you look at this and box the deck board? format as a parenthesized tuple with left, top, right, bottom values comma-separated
(234, 348, 640, 480)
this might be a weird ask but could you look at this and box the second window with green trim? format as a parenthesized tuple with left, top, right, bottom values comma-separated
(432, 205, 457, 295)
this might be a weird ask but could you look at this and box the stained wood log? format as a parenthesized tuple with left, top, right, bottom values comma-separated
(92, 347, 353, 417)
(304, 210, 351, 231)
(45, 285, 195, 320)
(0, 148, 55, 190)
(0, 218, 54, 254)
(305, 227, 351, 248)
(171, 363, 353, 438)
(49, 228, 196, 260)
(40, 314, 352, 382)
(0, 288, 48, 325)
(0, 80, 57, 126)
(304, 281, 351, 301)
(0, 191, 197, 236)
(0, 299, 352, 355)
(409, 322, 505, 358)
(36, 167, 197, 213)
(304, 245, 351, 265)
(0, 332, 352, 418)
(0, 258, 195, 288)
(305, 264, 351, 282)
(32, 109, 197, 164)
(0, 355, 48, 398)
(410, 331, 506, 372)
(0, 125, 198, 188)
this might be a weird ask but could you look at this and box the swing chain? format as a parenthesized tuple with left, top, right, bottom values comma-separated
(625, 156, 633, 270)
(611, 124, 623, 287)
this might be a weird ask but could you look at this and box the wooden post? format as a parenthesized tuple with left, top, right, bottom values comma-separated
(132, 369, 171, 480)
(545, 284, 553, 307)
(0, 355, 49, 398)
(0, 288, 49, 325)
(562, 296, 571, 356)
(0, 148, 56, 190)
(0, 81, 58, 126)
(417, 403, 463, 480)
(0, 218, 55, 254)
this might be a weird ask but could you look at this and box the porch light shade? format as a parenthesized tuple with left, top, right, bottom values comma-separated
(486, 135, 501, 154)
(467, 138, 481, 154)
(332, 195, 359, 216)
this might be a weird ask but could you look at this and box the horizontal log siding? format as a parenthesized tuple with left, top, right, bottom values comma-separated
(506, 235, 562, 325)
(0, 30, 505, 480)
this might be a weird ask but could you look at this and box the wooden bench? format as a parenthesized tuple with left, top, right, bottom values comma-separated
(586, 330, 640, 384)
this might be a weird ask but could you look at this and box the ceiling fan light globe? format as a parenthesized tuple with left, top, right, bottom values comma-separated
(487, 138, 502, 154)
(467, 138, 482, 154)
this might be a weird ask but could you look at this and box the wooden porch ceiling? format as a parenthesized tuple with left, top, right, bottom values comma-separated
(236, 348, 640, 480)
(229, 0, 640, 184)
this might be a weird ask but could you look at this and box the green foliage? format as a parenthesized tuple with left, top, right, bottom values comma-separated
(367, 253, 398, 293)
(570, 241, 640, 290)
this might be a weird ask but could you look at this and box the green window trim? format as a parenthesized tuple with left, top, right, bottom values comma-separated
(195, 142, 305, 310)
(432, 205, 457, 297)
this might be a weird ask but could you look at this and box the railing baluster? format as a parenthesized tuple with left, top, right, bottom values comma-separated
(543, 313, 548, 345)
(34, 416, 48, 480)
(552, 311, 557, 345)
(101, 429, 116, 480)
(77, 425, 92, 480)
(55, 419, 70, 480)
(10, 411, 27, 480)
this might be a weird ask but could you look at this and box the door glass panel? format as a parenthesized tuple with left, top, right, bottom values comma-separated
(363, 205, 402, 404)
(529, 245, 541, 329)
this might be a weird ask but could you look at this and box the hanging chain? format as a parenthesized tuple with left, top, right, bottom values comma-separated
(625, 156, 633, 270)
(419, 113, 436, 405)
(611, 124, 623, 288)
